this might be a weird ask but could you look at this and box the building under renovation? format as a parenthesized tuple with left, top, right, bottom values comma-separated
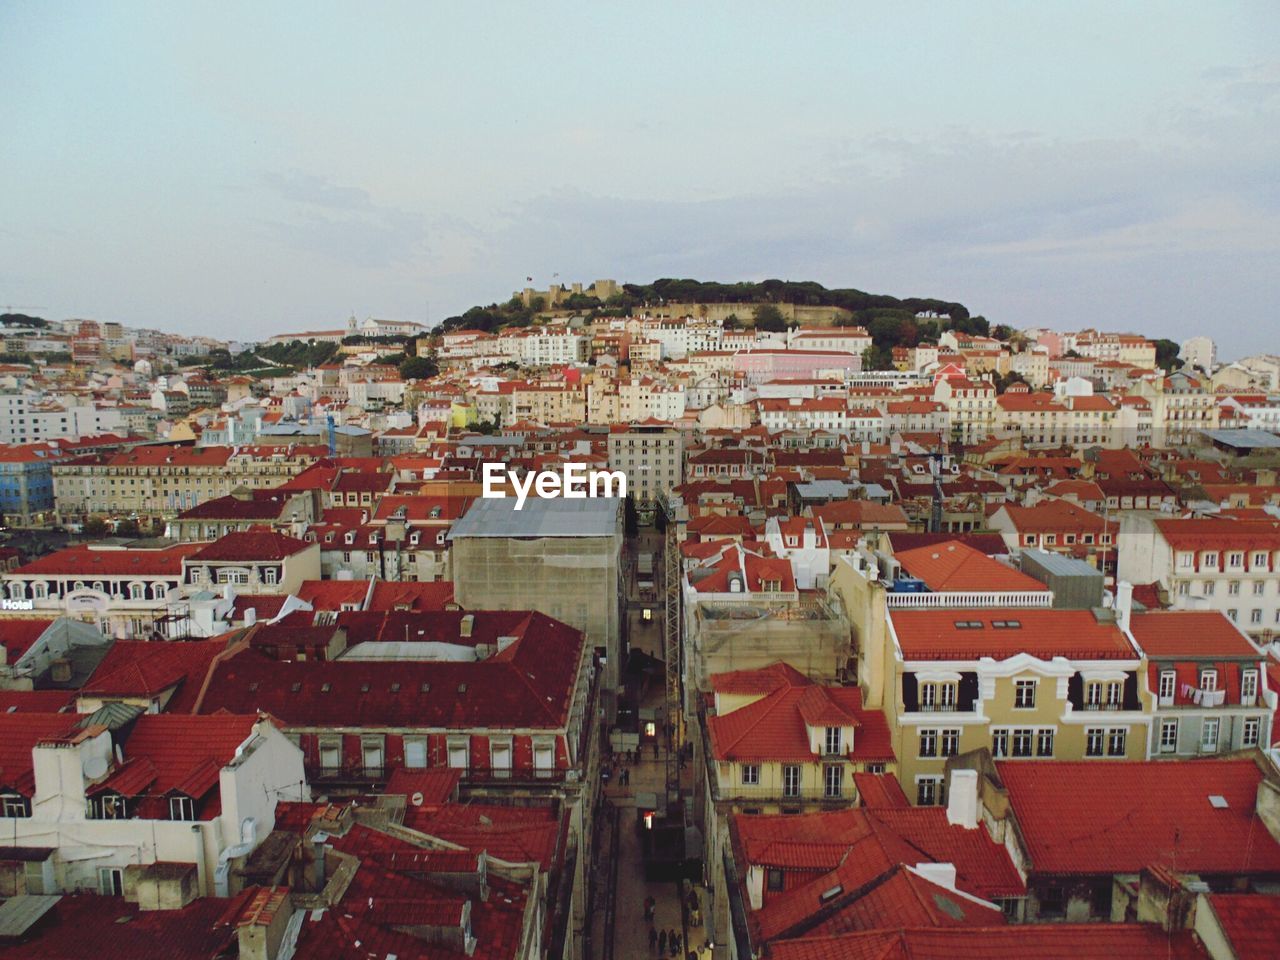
(448, 495, 624, 709)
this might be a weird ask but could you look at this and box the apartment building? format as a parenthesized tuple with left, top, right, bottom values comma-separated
(1129, 610, 1273, 758)
(933, 376, 996, 444)
(885, 606, 1151, 806)
(1119, 517, 1280, 641)
(606, 421, 683, 507)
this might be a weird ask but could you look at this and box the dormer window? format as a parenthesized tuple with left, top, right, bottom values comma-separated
(169, 795, 195, 821)
(786, 536, 797, 547)
(1242, 669, 1258, 706)
(344, 532, 355, 545)
(824, 727, 842, 755)
(1204, 553, 1219, 569)
(1200, 669, 1218, 692)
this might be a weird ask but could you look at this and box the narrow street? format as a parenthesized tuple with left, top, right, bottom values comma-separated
(588, 528, 712, 960)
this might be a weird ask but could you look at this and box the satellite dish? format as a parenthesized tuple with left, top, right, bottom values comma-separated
(410, 791, 425, 807)
(83, 755, 109, 780)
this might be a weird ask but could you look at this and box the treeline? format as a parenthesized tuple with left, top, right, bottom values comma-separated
(0, 313, 49, 328)
(438, 278, 970, 335)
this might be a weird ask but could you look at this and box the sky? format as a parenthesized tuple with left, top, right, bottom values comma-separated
(1, 2, 1278, 358)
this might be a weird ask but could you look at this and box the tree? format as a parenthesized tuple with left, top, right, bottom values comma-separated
(1153, 339, 1183, 373)
(991, 324, 1016, 342)
(399, 355, 438, 380)
(83, 517, 109, 537)
(752, 304, 787, 332)
(114, 519, 141, 538)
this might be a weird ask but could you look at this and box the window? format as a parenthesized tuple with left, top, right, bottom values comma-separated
(489, 738, 512, 778)
(782, 765, 800, 798)
(1036, 729, 1055, 757)
(1177, 552, 1193, 569)
(1228, 609, 1239, 622)
(319, 739, 341, 772)
(98, 867, 124, 897)
(1251, 609, 1263, 625)
(1254, 582, 1266, 596)
(920, 681, 957, 712)
(1242, 670, 1259, 706)
(1159, 720, 1178, 753)
(129, 582, 144, 600)
(533, 739, 555, 777)
(1228, 580, 1241, 596)
(1200, 718, 1220, 752)
(264, 568, 277, 586)
(1177, 581, 1190, 596)
(1158, 670, 1176, 704)
(1252, 551, 1268, 568)
(1200, 670, 1218, 692)
(919, 730, 938, 758)
(1011, 729, 1034, 758)
(1106, 682, 1122, 709)
(447, 738, 469, 770)
(1204, 581, 1216, 596)
(1228, 552, 1244, 568)
(1, 793, 29, 818)
(1014, 680, 1036, 709)
(169, 795, 195, 820)
(1204, 553, 1219, 569)
(916, 777, 942, 806)
(823, 765, 843, 799)
(1086, 728, 1105, 757)
(767, 868, 784, 892)
(1243, 717, 1261, 748)
(824, 727, 842, 755)
(992, 729, 1009, 758)
(1107, 728, 1127, 757)
(741, 764, 760, 786)
(940, 729, 961, 758)
(404, 737, 427, 769)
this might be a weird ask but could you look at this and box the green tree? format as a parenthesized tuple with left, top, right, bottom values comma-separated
(752, 304, 787, 332)
(1153, 339, 1183, 373)
(83, 517, 109, 537)
(399, 355, 438, 380)
(115, 519, 142, 538)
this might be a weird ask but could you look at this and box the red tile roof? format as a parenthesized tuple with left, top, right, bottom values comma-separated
(0, 892, 241, 958)
(890, 609, 1137, 661)
(708, 665, 893, 762)
(767, 926, 1208, 960)
(0, 713, 81, 795)
(80, 636, 231, 713)
(852, 772, 910, 809)
(1154, 518, 1280, 552)
(12, 542, 202, 577)
(0, 618, 54, 662)
(1205, 892, 1280, 960)
(188, 531, 312, 562)
(1129, 611, 1261, 658)
(197, 611, 582, 729)
(366, 580, 455, 612)
(894, 541, 1048, 593)
(999, 759, 1280, 876)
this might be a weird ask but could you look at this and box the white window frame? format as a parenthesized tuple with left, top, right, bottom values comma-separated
(1159, 719, 1178, 753)
(447, 737, 469, 771)
(1107, 728, 1127, 757)
(1242, 670, 1258, 706)
(823, 764, 843, 799)
(169, 795, 195, 820)
(782, 764, 801, 798)
(1085, 727, 1105, 757)
(824, 727, 841, 755)
(1201, 718, 1220, 752)
(403, 737, 427, 769)
(741, 763, 760, 786)
(1158, 670, 1176, 705)
(1243, 717, 1261, 747)
(1014, 679, 1036, 709)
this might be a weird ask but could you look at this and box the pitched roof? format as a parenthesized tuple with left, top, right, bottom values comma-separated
(12, 542, 203, 577)
(1205, 892, 1280, 960)
(197, 611, 582, 729)
(188, 531, 313, 562)
(999, 759, 1280, 876)
(894, 541, 1048, 593)
(766, 926, 1208, 960)
(890, 609, 1137, 661)
(708, 664, 893, 762)
(1154, 518, 1280, 552)
(1129, 611, 1261, 658)
(80, 636, 230, 713)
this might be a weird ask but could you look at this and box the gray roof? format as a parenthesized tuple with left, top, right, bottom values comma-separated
(1203, 428, 1280, 449)
(794, 480, 852, 498)
(448, 495, 620, 539)
(1020, 548, 1103, 578)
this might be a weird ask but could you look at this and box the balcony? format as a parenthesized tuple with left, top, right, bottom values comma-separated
(887, 590, 1054, 609)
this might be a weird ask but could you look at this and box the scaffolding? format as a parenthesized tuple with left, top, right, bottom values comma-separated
(664, 522, 682, 808)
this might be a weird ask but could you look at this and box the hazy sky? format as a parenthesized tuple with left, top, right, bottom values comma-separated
(2, 2, 1278, 357)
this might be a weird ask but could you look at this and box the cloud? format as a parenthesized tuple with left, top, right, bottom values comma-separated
(259, 169, 429, 269)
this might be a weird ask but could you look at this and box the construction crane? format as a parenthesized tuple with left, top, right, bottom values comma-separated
(325, 414, 337, 457)
(928, 449, 946, 534)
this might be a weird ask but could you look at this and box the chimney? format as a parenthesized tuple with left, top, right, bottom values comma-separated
(1115, 580, 1133, 633)
(946, 769, 980, 829)
(913, 862, 958, 891)
(244, 608, 257, 626)
(459, 614, 475, 639)
(236, 886, 294, 960)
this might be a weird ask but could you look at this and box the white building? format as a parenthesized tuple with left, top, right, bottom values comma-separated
(1179, 336, 1216, 373)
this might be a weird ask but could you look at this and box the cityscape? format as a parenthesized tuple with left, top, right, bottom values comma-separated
(2, 4, 1279, 959)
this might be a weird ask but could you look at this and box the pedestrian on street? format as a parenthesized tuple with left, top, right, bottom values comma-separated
(649, 928, 658, 954)
(670, 930, 681, 956)
(658, 930, 667, 955)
